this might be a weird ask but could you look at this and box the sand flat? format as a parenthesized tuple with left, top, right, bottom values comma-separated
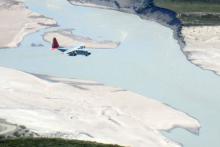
(44, 30, 120, 49)
(0, 121, 17, 135)
(182, 26, 220, 75)
(0, 0, 56, 48)
(0, 67, 200, 147)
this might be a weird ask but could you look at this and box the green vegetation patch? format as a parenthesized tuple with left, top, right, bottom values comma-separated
(0, 138, 123, 147)
(155, 0, 220, 13)
(154, 0, 220, 25)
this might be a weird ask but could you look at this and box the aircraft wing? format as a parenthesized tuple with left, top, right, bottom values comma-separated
(58, 48, 67, 52)
(64, 44, 86, 54)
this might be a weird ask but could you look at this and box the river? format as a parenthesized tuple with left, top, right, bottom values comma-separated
(1, 0, 220, 146)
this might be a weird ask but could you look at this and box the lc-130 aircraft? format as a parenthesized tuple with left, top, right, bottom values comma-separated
(51, 37, 91, 56)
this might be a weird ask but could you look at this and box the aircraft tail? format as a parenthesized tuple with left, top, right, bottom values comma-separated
(51, 37, 59, 50)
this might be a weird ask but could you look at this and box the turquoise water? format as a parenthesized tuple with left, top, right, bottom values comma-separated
(1, 0, 220, 146)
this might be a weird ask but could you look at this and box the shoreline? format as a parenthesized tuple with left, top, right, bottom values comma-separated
(0, 120, 17, 136)
(162, 103, 200, 135)
(0, 119, 38, 139)
(67, 0, 220, 76)
(67, 0, 185, 49)
(0, 0, 57, 49)
(0, 66, 200, 147)
(137, 2, 220, 77)
(43, 29, 120, 49)
(181, 26, 220, 76)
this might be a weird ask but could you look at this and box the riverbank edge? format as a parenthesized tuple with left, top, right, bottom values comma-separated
(67, 0, 186, 52)
(0, 0, 58, 49)
(42, 29, 120, 49)
(147, 3, 220, 76)
(0, 119, 38, 139)
(0, 66, 201, 147)
(68, 0, 220, 77)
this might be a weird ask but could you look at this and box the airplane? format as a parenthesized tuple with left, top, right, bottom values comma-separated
(51, 37, 91, 56)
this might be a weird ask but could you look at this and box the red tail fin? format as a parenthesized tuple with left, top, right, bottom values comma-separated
(51, 37, 59, 50)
